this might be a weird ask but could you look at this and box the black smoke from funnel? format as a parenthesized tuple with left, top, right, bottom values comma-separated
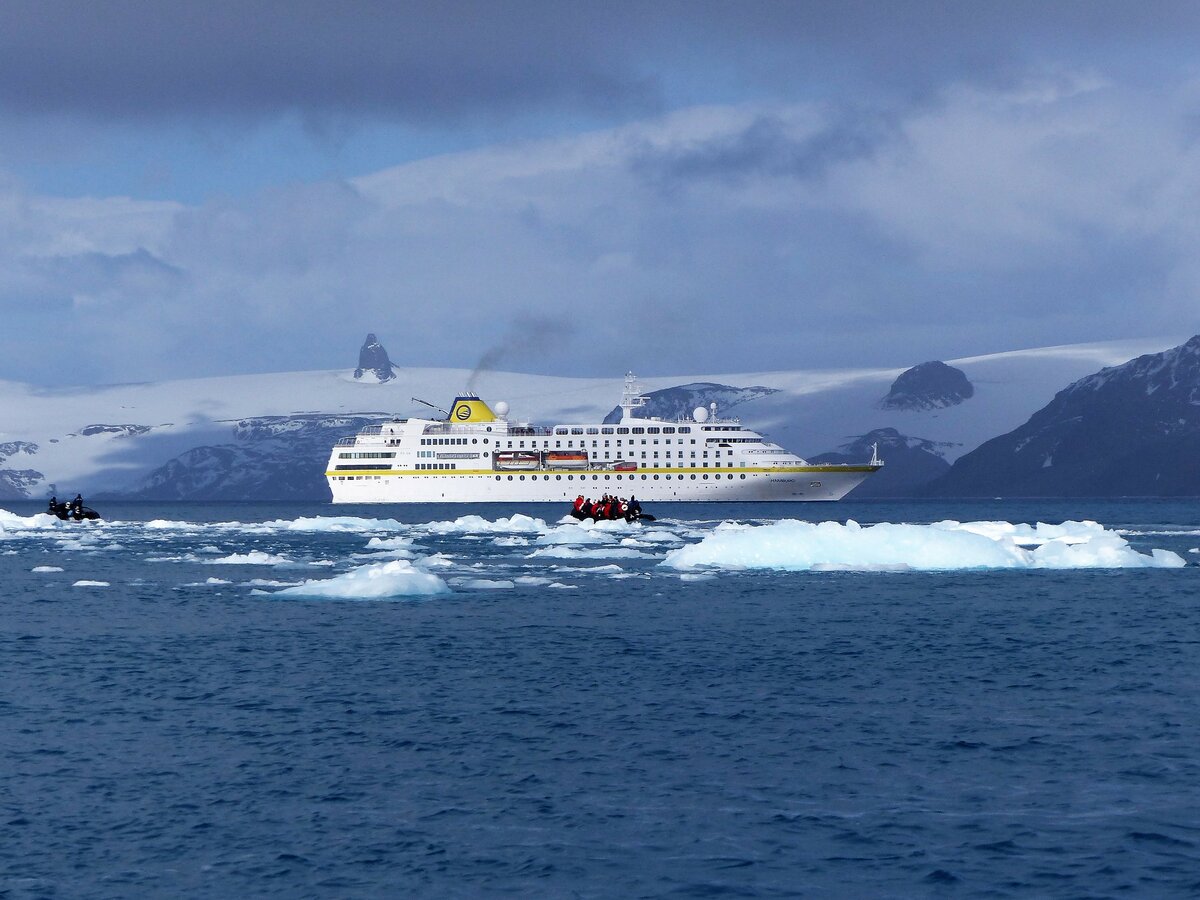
(466, 315, 574, 392)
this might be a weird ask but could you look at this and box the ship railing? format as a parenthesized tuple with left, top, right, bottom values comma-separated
(335, 437, 358, 447)
(359, 425, 384, 435)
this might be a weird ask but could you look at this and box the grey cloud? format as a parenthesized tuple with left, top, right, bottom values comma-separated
(0, 1, 659, 122)
(2, 1, 1198, 124)
(628, 112, 897, 190)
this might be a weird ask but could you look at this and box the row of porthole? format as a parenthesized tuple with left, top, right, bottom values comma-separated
(496, 473, 748, 482)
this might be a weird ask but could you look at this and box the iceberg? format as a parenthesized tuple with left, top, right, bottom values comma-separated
(660, 519, 1187, 571)
(206, 551, 293, 566)
(419, 514, 548, 535)
(273, 559, 451, 599)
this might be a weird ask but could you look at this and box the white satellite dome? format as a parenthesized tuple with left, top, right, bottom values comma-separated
(693, 407, 709, 423)
(494, 401, 510, 417)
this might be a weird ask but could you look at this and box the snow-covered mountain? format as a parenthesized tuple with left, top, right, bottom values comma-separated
(929, 335, 1200, 497)
(0, 336, 1181, 501)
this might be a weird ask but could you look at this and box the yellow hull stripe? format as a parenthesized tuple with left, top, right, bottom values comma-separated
(327, 465, 882, 477)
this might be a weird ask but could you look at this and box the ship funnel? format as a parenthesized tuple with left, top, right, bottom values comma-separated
(447, 393, 498, 423)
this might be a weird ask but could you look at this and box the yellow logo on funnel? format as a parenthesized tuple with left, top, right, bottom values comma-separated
(447, 396, 497, 423)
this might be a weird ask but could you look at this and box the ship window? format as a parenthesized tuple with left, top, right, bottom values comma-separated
(555, 441, 561, 448)
(641, 475, 647, 480)
(555, 427, 568, 435)
(653, 474, 659, 480)
(507, 475, 513, 480)
(605, 475, 610, 480)
(519, 475, 525, 480)
(740, 474, 746, 479)
(571, 427, 583, 434)
(617, 427, 629, 434)
(632, 427, 644, 434)
(568, 475, 573, 480)
(690, 474, 696, 480)
(601, 427, 614, 434)
(586, 427, 599, 434)
(472, 439, 477, 444)
(604, 441, 610, 447)
(728, 474, 734, 479)
(679, 427, 691, 434)
(496, 476, 501, 480)
(663, 427, 675, 434)
(647, 427, 660, 434)
(556, 475, 561, 480)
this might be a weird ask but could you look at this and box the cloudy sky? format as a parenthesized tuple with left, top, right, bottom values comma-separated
(2, 1, 1198, 385)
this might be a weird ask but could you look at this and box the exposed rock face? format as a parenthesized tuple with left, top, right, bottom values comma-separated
(354, 333, 396, 382)
(810, 427, 955, 499)
(113, 415, 388, 501)
(927, 335, 1200, 497)
(0, 441, 42, 499)
(603, 383, 779, 424)
(880, 361, 974, 411)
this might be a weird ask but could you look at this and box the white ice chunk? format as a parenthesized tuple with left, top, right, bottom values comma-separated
(365, 536, 415, 550)
(419, 514, 548, 535)
(528, 546, 650, 560)
(72, 580, 110, 587)
(264, 516, 406, 532)
(0, 509, 60, 532)
(493, 536, 530, 547)
(534, 525, 615, 546)
(661, 519, 1186, 571)
(32, 566, 64, 573)
(206, 551, 293, 566)
(513, 575, 554, 585)
(273, 559, 451, 599)
(455, 578, 516, 590)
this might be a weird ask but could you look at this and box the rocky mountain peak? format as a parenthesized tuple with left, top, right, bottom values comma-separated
(879, 361, 974, 411)
(927, 334, 1200, 497)
(354, 333, 396, 382)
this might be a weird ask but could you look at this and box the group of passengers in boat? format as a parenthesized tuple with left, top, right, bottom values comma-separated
(47, 494, 99, 521)
(569, 494, 647, 523)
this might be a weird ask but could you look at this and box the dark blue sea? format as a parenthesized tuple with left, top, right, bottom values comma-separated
(2, 498, 1199, 898)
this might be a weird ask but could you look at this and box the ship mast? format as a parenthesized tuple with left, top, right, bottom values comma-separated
(620, 372, 648, 422)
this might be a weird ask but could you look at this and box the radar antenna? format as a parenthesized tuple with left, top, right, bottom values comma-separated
(620, 372, 648, 421)
(411, 397, 450, 418)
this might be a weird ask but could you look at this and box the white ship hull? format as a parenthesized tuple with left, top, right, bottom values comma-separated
(328, 466, 875, 504)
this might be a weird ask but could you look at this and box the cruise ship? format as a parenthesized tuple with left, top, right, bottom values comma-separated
(326, 375, 882, 503)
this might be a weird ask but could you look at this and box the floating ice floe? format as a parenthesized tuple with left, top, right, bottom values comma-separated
(72, 580, 110, 587)
(660, 519, 1187, 571)
(206, 551, 293, 566)
(454, 578, 516, 590)
(263, 515, 406, 532)
(365, 535, 416, 551)
(534, 525, 615, 546)
(32, 566, 64, 573)
(419, 514, 548, 535)
(271, 559, 450, 599)
(528, 546, 651, 560)
(0, 509, 59, 533)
